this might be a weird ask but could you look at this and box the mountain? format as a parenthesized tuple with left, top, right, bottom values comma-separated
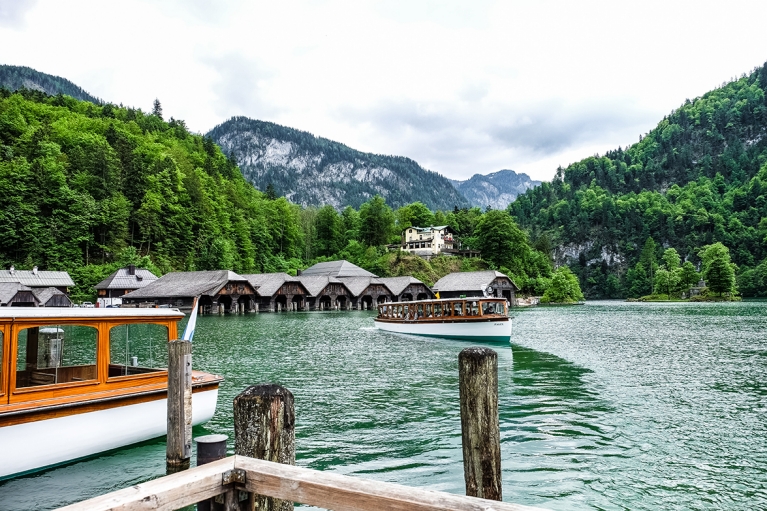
(449, 169, 541, 210)
(509, 61, 767, 298)
(0, 65, 101, 104)
(207, 116, 470, 210)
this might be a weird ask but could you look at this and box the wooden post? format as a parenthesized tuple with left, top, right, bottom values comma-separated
(234, 384, 295, 511)
(167, 339, 193, 472)
(458, 347, 501, 501)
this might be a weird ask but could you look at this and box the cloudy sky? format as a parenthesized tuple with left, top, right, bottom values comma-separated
(2, 0, 766, 182)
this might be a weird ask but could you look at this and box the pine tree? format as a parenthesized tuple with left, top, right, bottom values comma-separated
(152, 98, 163, 119)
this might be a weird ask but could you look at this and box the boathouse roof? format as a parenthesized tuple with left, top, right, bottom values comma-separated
(94, 265, 159, 290)
(0, 283, 38, 306)
(432, 271, 519, 293)
(0, 268, 74, 288)
(124, 270, 249, 299)
(295, 275, 349, 296)
(243, 273, 308, 297)
(376, 276, 426, 296)
(33, 286, 73, 307)
(340, 277, 379, 297)
(300, 260, 377, 278)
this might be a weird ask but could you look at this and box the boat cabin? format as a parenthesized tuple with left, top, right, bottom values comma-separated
(0, 308, 194, 410)
(377, 297, 507, 321)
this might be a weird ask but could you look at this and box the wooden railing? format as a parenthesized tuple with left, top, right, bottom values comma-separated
(57, 346, 549, 511)
(57, 455, 546, 511)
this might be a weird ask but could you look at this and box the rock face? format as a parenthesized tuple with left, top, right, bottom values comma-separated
(450, 170, 541, 210)
(207, 116, 470, 210)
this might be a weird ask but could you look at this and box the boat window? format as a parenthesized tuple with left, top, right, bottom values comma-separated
(15, 325, 98, 389)
(416, 304, 424, 318)
(0, 330, 3, 394)
(434, 303, 442, 317)
(109, 324, 169, 378)
(454, 302, 464, 316)
(469, 302, 479, 316)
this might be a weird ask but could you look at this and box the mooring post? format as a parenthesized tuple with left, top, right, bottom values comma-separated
(234, 384, 296, 511)
(459, 346, 502, 501)
(167, 339, 193, 472)
(194, 434, 228, 511)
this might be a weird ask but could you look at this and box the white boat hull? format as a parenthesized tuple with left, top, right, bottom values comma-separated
(0, 387, 219, 480)
(374, 318, 512, 343)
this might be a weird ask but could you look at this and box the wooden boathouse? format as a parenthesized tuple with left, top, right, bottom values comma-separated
(0, 267, 75, 307)
(432, 270, 519, 304)
(243, 273, 310, 312)
(94, 265, 159, 307)
(122, 270, 257, 313)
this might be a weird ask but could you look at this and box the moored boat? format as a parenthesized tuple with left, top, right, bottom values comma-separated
(0, 307, 222, 480)
(374, 297, 511, 343)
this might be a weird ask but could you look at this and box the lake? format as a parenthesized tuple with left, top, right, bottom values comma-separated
(1, 301, 765, 510)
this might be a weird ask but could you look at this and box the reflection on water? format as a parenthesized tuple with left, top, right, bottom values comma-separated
(1, 302, 766, 510)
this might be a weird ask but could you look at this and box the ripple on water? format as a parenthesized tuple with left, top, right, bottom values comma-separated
(2, 304, 766, 510)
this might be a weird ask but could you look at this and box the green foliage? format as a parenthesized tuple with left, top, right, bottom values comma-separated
(699, 242, 737, 296)
(540, 266, 584, 303)
(358, 195, 395, 246)
(509, 61, 767, 298)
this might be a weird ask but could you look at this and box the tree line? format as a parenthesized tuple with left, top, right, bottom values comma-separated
(0, 89, 577, 302)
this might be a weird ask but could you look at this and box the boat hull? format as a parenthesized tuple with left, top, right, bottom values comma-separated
(0, 387, 219, 480)
(374, 318, 512, 343)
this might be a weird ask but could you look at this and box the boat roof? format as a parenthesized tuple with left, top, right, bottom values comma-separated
(0, 307, 185, 320)
(382, 297, 506, 306)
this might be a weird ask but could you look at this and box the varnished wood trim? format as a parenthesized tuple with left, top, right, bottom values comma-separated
(0, 382, 219, 427)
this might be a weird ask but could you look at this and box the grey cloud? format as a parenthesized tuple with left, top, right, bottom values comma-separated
(202, 53, 280, 121)
(335, 96, 658, 179)
(0, 0, 38, 27)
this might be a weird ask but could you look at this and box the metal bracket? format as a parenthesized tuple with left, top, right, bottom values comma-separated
(222, 468, 246, 485)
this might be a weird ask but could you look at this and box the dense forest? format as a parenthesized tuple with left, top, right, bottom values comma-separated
(509, 62, 767, 298)
(207, 116, 470, 210)
(0, 65, 102, 104)
(0, 89, 559, 301)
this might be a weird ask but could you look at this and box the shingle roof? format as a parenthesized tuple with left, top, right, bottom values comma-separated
(340, 277, 377, 297)
(124, 270, 249, 299)
(242, 273, 308, 297)
(0, 283, 38, 304)
(33, 287, 72, 306)
(376, 276, 425, 296)
(432, 271, 518, 292)
(0, 270, 74, 287)
(95, 267, 159, 290)
(300, 260, 377, 278)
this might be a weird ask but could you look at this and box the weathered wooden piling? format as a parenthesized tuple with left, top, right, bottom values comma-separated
(167, 339, 193, 471)
(234, 384, 296, 511)
(459, 347, 502, 501)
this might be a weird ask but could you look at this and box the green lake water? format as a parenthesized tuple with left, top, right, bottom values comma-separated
(1, 301, 766, 510)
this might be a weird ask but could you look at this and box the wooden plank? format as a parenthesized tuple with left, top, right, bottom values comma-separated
(234, 456, 547, 511)
(56, 457, 234, 511)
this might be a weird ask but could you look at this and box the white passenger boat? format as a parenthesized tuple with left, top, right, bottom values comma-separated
(374, 297, 511, 343)
(0, 308, 222, 480)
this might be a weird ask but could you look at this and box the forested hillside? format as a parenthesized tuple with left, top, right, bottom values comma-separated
(0, 89, 559, 301)
(0, 65, 101, 104)
(509, 62, 767, 298)
(450, 169, 540, 210)
(207, 116, 470, 210)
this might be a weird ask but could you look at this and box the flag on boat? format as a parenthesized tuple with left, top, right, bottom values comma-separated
(182, 296, 200, 341)
(435, 291, 440, 299)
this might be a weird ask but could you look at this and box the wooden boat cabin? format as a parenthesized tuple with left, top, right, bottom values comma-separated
(0, 308, 221, 479)
(376, 297, 508, 322)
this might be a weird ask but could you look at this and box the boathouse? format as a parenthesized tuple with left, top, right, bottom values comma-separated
(0, 283, 73, 307)
(94, 265, 159, 307)
(300, 260, 378, 278)
(298, 276, 354, 310)
(341, 277, 392, 309)
(432, 271, 518, 304)
(122, 270, 257, 313)
(378, 276, 434, 302)
(243, 273, 311, 312)
(0, 266, 75, 294)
